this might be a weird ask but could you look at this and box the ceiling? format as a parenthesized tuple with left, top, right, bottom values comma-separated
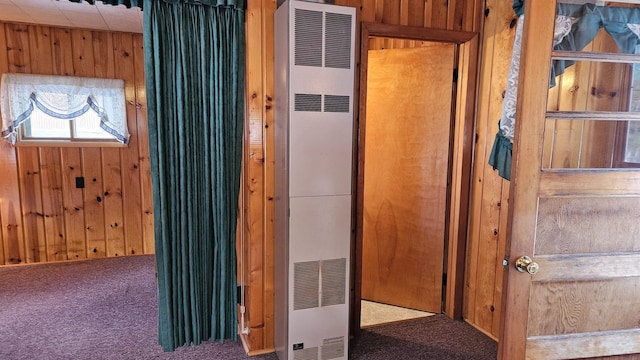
(0, 0, 142, 34)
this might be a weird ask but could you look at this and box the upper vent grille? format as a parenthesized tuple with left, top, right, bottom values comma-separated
(295, 9, 323, 67)
(324, 12, 352, 69)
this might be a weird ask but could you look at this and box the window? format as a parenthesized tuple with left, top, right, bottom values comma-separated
(1, 73, 129, 147)
(621, 61, 640, 165)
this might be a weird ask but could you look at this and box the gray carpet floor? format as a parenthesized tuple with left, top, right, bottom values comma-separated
(0, 255, 496, 360)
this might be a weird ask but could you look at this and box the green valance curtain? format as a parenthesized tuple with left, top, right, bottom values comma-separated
(489, 0, 640, 180)
(69, 0, 246, 352)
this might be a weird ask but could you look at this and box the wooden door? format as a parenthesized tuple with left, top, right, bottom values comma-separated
(361, 44, 456, 313)
(500, 2, 640, 359)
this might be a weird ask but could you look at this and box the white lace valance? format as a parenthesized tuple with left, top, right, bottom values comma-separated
(1, 73, 130, 145)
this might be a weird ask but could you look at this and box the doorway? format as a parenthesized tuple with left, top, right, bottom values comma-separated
(351, 23, 479, 335)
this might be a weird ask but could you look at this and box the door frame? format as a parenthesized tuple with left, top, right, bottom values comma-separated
(351, 22, 480, 335)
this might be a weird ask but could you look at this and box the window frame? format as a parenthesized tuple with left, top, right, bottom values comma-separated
(1, 73, 130, 148)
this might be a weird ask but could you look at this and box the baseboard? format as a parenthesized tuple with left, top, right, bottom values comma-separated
(239, 331, 275, 357)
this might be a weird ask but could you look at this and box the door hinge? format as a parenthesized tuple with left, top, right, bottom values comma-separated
(453, 68, 459, 83)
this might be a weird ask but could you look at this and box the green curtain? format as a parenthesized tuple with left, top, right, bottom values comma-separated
(143, 0, 245, 351)
(68, 0, 245, 352)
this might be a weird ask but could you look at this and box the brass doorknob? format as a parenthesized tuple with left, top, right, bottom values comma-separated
(515, 256, 539, 275)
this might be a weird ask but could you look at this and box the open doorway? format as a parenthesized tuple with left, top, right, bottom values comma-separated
(360, 40, 455, 326)
(351, 23, 479, 335)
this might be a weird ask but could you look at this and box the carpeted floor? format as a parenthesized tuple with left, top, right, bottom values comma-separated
(0, 255, 496, 360)
(350, 315, 497, 359)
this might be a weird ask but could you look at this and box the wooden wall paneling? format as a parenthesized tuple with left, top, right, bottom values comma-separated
(359, 0, 376, 23)
(2, 23, 29, 265)
(17, 25, 47, 264)
(406, 0, 424, 27)
(51, 28, 74, 77)
(447, 0, 464, 31)
(551, 37, 593, 169)
(430, 0, 448, 29)
(28, 25, 52, 75)
(464, 0, 514, 339)
(61, 146, 86, 259)
(373, 0, 384, 23)
(491, 180, 510, 335)
(82, 145, 106, 258)
(94, 31, 125, 258)
(91, 31, 117, 257)
(6, 23, 30, 74)
(551, 66, 587, 168)
(464, 0, 499, 324)
(69, 29, 106, 258)
(113, 33, 143, 256)
(469, 0, 484, 33)
(0, 22, 150, 266)
(261, 0, 276, 350)
(472, 2, 515, 338)
(92, 31, 116, 79)
(39, 147, 66, 261)
(102, 141, 125, 257)
(381, 0, 400, 25)
(581, 34, 625, 169)
(245, 0, 267, 351)
(0, 146, 22, 263)
(52, 27, 87, 261)
(133, 34, 154, 254)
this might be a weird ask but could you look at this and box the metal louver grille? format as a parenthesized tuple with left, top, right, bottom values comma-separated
(294, 347, 319, 360)
(321, 337, 345, 360)
(323, 95, 350, 113)
(294, 261, 320, 310)
(295, 9, 323, 67)
(321, 258, 346, 307)
(295, 94, 322, 112)
(324, 12, 352, 69)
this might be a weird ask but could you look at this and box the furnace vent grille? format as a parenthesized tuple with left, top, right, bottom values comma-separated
(321, 258, 346, 307)
(294, 347, 319, 360)
(324, 12, 352, 69)
(321, 337, 345, 360)
(293, 261, 320, 310)
(295, 93, 322, 112)
(323, 95, 350, 113)
(295, 9, 322, 67)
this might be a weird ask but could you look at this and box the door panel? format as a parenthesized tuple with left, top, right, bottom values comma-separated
(361, 44, 455, 313)
(500, 1, 640, 359)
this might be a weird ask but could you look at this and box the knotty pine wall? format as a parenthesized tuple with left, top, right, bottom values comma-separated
(463, 0, 513, 341)
(0, 21, 152, 265)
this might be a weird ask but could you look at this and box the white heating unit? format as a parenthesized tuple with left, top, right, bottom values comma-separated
(274, 1, 356, 359)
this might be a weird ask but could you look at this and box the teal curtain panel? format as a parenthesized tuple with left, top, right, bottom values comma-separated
(70, 0, 246, 350)
(143, 0, 245, 351)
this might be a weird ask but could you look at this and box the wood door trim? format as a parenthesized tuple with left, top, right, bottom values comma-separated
(352, 22, 480, 335)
